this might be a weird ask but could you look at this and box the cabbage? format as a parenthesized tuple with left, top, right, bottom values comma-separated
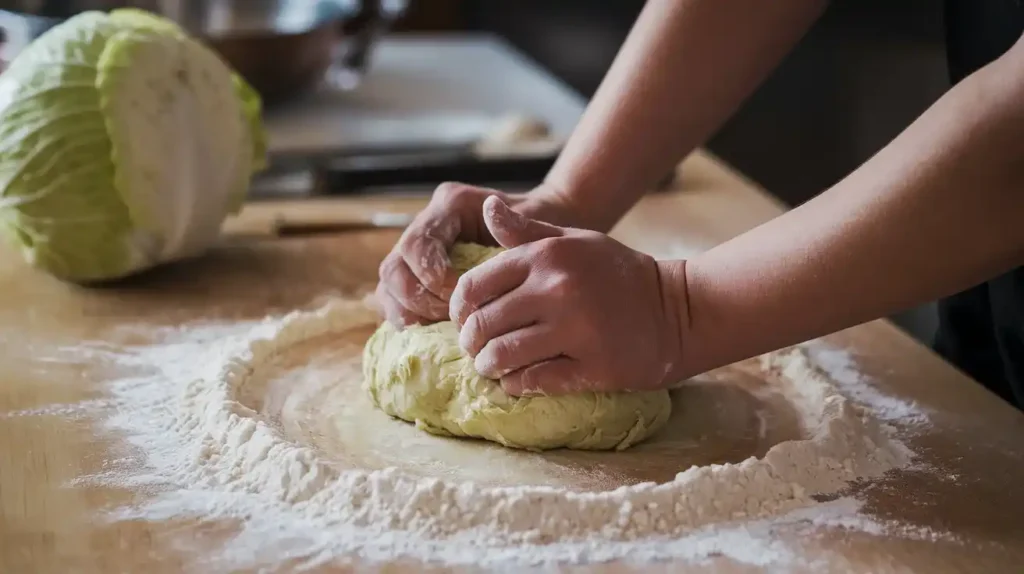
(0, 9, 267, 282)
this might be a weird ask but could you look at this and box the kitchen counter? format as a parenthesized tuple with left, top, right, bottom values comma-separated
(1, 149, 1023, 573)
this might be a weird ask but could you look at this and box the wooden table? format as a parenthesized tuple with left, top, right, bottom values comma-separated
(1, 150, 1023, 573)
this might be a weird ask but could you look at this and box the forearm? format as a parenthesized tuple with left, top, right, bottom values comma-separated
(675, 39, 1024, 377)
(535, 0, 827, 232)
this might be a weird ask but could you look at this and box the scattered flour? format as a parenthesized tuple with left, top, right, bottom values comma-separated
(803, 342, 929, 425)
(0, 399, 112, 419)
(72, 297, 934, 571)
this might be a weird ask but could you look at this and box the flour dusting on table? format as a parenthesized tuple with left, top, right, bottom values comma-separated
(73, 297, 943, 571)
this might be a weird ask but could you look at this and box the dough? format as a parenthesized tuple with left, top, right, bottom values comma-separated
(362, 243, 672, 451)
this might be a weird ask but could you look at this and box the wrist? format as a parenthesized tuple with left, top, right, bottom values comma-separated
(654, 258, 692, 388)
(527, 181, 627, 233)
(668, 254, 747, 381)
(514, 182, 591, 229)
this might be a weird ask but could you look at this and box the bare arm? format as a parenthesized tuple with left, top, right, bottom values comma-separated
(374, 0, 826, 327)
(535, 0, 828, 232)
(672, 35, 1024, 378)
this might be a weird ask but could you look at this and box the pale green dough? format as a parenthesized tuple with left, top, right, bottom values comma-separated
(362, 243, 672, 451)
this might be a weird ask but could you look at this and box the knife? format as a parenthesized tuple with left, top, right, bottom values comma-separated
(315, 149, 559, 193)
(251, 142, 562, 198)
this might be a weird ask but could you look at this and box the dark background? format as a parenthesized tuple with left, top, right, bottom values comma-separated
(397, 0, 950, 343)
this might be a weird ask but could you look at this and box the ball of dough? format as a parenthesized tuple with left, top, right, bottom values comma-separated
(362, 243, 672, 451)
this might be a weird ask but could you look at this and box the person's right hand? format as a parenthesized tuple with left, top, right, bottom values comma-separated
(375, 182, 574, 328)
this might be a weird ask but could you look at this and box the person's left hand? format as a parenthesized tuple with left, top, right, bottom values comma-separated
(450, 196, 688, 396)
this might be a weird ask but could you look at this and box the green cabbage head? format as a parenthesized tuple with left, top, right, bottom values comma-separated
(0, 9, 267, 282)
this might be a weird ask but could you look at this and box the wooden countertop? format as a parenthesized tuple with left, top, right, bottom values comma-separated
(1, 150, 1023, 573)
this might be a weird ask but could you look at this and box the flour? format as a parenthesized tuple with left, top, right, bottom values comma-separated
(77, 297, 931, 571)
(804, 342, 929, 425)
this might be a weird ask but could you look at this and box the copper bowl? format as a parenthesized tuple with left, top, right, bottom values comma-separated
(0, 0, 407, 106)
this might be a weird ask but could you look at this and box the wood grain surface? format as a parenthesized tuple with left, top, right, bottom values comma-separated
(1, 150, 1023, 573)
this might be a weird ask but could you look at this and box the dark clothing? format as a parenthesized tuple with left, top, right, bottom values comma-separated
(935, 0, 1024, 410)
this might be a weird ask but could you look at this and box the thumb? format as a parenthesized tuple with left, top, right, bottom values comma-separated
(482, 195, 563, 249)
(501, 357, 584, 397)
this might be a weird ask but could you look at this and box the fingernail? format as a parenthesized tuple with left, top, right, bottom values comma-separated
(483, 196, 521, 229)
(474, 354, 501, 380)
(477, 354, 514, 381)
(460, 328, 475, 356)
(448, 294, 467, 326)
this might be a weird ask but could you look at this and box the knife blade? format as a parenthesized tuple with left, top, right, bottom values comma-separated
(250, 146, 561, 198)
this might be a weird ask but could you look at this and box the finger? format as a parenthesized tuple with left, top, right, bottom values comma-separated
(449, 251, 529, 327)
(500, 357, 586, 397)
(474, 323, 562, 379)
(397, 205, 462, 298)
(458, 286, 545, 357)
(482, 195, 563, 249)
(379, 253, 450, 321)
(375, 282, 425, 328)
(362, 289, 384, 315)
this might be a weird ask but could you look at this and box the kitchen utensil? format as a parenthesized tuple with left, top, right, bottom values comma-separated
(250, 143, 563, 198)
(314, 149, 561, 193)
(247, 111, 677, 198)
(249, 113, 566, 197)
(222, 199, 414, 238)
(0, 0, 408, 105)
(248, 146, 678, 199)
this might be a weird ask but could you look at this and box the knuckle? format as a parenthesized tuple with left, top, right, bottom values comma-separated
(491, 336, 519, 367)
(420, 244, 451, 289)
(528, 237, 571, 269)
(523, 239, 546, 261)
(386, 263, 415, 297)
(378, 290, 400, 314)
(545, 273, 575, 299)
(460, 316, 484, 356)
(475, 355, 498, 379)
(371, 287, 389, 318)
(398, 284, 448, 321)
(388, 310, 408, 328)
(398, 304, 427, 327)
(544, 237, 577, 265)
(476, 339, 510, 378)
(455, 272, 477, 302)
(398, 219, 442, 253)
(395, 227, 424, 252)
(449, 283, 472, 325)
(434, 181, 470, 203)
(435, 182, 500, 213)
(383, 301, 409, 327)
(423, 296, 450, 319)
(397, 274, 423, 301)
(378, 253, 400, 278)
(468, 310, 490, 341)
(374, 281, 390, 303)
(576, 228, 603, 241)
(417, 218, 449, 243)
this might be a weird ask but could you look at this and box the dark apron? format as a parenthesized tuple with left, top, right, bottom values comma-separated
(935, 0, 1024, 409)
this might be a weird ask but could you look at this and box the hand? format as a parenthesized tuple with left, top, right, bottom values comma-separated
(450, 196, 688, 396)
(375, 182, 576, 328)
